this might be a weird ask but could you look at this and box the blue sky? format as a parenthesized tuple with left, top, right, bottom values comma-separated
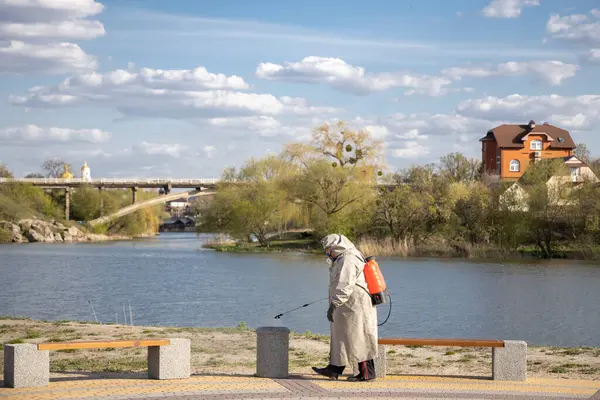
(1, 0, 599, 178)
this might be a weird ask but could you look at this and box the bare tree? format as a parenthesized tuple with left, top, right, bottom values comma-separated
(42, 158, 70, 178)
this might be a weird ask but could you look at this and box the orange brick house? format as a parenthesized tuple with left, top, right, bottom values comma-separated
(480, 120, 576, 181)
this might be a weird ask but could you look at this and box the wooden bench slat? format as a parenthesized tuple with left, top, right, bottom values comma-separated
(377, 338, 505, 347)
(38, 339, 170, 351)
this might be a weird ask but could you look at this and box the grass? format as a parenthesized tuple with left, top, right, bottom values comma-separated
(457, 354, 477, 363)
(299, 330, 330, 343)
(444, 351, 457, 356)
(51, 356, 147, 373)
(3, 338, 25, 347)
(549, 363, 590, 374)
(25, 329, 42, 339)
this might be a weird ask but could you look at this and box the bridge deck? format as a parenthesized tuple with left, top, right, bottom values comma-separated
(0, 178, 219, 189)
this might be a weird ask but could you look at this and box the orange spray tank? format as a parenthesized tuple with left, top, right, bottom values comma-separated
(363, 256, 387, 305)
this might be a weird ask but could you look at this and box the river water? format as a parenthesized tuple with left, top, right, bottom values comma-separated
(1, 232, 599, 347)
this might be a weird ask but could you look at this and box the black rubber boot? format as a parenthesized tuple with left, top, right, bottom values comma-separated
(347, 360, 376, 382)
(312, 364, 345, 380)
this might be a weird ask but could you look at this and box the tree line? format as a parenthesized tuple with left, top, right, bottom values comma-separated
(0, 158, 164, 239)
(196, 121, 600, 259)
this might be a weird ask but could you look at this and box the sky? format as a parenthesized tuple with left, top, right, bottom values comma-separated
(0, 0, 599, 178)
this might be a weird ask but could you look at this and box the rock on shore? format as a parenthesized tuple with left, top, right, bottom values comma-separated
(0, 218, 127, 243)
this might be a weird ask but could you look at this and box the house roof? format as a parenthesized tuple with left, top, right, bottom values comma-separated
(480, 121, 576, 149)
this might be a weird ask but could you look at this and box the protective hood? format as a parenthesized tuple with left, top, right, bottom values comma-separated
(320, 234, 357, 258)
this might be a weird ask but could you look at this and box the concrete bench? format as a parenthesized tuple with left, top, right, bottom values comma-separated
(3, 338, 190, 388)
(376, 338, 527, 381)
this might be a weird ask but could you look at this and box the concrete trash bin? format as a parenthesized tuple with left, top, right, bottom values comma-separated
(256, 326, 290, 378)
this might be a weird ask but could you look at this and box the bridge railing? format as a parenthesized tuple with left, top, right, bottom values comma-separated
(0, 178, 221, 185)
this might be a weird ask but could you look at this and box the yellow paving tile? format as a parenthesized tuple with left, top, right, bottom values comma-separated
(377, 375, 600, 390)
(527, 377, 600, 388)
(313, 379, 597, 396)
(0, 381, 286, 400)
(0, 376, 275, 394)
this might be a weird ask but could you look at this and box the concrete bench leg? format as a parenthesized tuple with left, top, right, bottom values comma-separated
(148, 338, 191, 380)
(492, 340, 527, 381)
(375, 344, 387, 379)
(256, 327, 289, 378)
(3, 344, 49, 388)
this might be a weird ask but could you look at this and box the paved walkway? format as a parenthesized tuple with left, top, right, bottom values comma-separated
(1, 374, 599, 400)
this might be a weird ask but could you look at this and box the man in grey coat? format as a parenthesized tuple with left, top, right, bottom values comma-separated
(312, 233, 378, 381)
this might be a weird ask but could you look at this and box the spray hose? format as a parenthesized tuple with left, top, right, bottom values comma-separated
(273, 292, 392, 327)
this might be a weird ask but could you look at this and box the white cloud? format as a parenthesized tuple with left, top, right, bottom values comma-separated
(383, 113, 493, 141)
(9, 66, 339, 119)
(0, 0, 104, 21)
(583, 48, 600, 63)
(363, 125, 389, 140)
(256, 56, 455, 96)
(456, 94, 600, 130)
(0, 19, 105, 40)
(482, 0, 539, 18)
(0, 124, 110, 144)
(134, 142, 185, 158)
(0, 41, 97, 74)
(546, 10, 600, 43)
(391, 141, 430, 158)
(442, 60, 579, 85)
(203, 145, 216, 158)
(0, 0, 105, 75)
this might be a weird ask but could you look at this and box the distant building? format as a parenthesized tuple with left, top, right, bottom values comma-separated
(159, 216, 196, 232)
(81, 161, 91, 181)
(59, 164, 73, 179)
(498, 155, 599, 211)
(480, 120, 576, 181)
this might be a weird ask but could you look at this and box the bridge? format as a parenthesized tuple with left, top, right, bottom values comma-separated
(0, 178, 220, 221)
(89, 189, 215, 227)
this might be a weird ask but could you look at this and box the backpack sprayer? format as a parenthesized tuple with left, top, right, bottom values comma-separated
(274, 256, 392, 326)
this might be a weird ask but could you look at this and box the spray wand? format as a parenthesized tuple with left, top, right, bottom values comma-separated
(274, 297, 328, 319)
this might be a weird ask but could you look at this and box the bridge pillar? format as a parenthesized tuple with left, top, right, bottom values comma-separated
(132, 187, 137, 204)
(64, 188, 70, 221)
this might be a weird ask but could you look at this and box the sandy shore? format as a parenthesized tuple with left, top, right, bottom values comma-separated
(0, 318, 598, 381)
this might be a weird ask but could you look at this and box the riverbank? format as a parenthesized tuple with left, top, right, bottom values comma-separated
(0, 317, 598, 380)
(202, 233, 600, 261)
(0, 218, 147, 244)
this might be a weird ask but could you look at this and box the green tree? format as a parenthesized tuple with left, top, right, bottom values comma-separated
(25, 173, 45, 178)
(371, 184, 437, 252)
(439, 152, 481, 183)
(0, 163, 13, 178)
(520, 158, 575, 257)
(282, 159, 375, 237)
(199, 156, 291, 247)
(451, 182, 491, 244)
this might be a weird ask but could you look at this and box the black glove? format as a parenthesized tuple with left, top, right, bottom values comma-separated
(327, 303, 335, 323)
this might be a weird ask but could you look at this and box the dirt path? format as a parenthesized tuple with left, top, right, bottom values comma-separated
(1, 318, 598, 381)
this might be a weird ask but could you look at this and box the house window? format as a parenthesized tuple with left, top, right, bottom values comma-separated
(510, 160, 520, 172)
(483, 142, 487, 152)
(571, 167, 580, 182)
(530, 140, 543, 150)
(570, 167, 580, 176)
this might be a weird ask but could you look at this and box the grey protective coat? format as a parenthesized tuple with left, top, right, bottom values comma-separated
(321, 234, 378, 367)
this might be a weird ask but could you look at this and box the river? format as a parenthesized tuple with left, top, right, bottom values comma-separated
(1, 232, 599, 347)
